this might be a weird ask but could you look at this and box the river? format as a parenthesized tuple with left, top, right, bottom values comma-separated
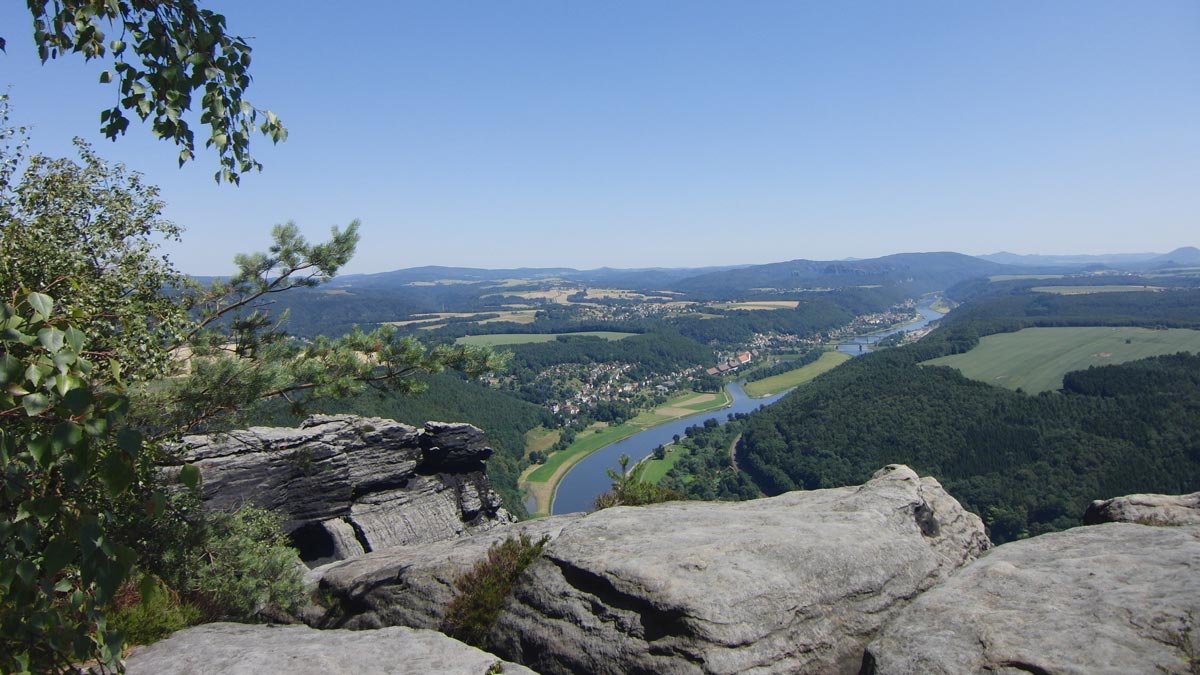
(835, 297, 943, 354)
(549, 296, 944, 515)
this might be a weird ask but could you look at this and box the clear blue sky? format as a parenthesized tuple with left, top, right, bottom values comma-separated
(2, 1, 1197, 274)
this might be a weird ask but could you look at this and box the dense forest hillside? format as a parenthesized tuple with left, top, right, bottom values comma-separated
(738, 289, 1200, 542)
(669, 252, 1013, 298)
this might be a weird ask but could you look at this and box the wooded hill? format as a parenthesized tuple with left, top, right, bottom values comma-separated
(737, 289, 1200, 542)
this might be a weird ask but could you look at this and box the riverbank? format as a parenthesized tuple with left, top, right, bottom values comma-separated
(519, 389, 733, 516)
(742, 351, 852, 398)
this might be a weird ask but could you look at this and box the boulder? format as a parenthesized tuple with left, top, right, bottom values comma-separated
(490, 464, 990, 675)
(177, 415, 514, 565)
(862, 522, 1200, 675)
(309, 514, 582, 630)
(1083, 491, 1200, 527)
(124, 622, 536, 675)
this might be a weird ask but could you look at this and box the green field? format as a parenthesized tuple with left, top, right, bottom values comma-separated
(635, 446, 687, 485)
(455, 331, 637, 347)
(1032, 285, 1163, 295)
(924, 327, 1200, 393)
(988, 274, 1065, 282)
(525, 423, 640, 483)
(742, 351, 853, 397)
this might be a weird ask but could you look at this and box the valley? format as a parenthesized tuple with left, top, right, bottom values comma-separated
(247, 248, 1200, 533)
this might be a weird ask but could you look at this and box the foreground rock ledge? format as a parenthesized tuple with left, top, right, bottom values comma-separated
(862, 522, 1200, 675)
(124, 622, 536, 675)
(490, 464, 990, 675)
(178, 415, 514, 564)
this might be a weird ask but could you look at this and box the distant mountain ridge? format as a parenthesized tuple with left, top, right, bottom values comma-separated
(326, 252, 1016, 297)
(980, 247, 1199, 269)
(667, 252, 1014, 297)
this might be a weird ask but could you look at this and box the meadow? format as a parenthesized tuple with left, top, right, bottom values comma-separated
(710, 300, 800, 310)
(1032, 285, 1164, 295)
(923, 326, 1200, 393)
(741, 351, 852, 397)
(456, 331, 637, 347)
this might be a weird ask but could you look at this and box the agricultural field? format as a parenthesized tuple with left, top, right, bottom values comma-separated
(923, 326, 1200, 393)
(455, 331, 637, 347)
(630, 390, 731, 425)
(386, 309, 539, 327)
(1032, 285, 1164, 295)
(710, 300, 800, 311)
(988, 274, 1065, 282)
(742, 351, 852, 397)
(583, 288, 676, 301)
(523, 426, 561, 459)
(635, 445, 686, 485)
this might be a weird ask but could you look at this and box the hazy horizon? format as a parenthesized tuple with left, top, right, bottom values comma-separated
(3, 1, 1196, 275)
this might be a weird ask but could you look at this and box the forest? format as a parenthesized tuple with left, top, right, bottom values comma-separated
(737, 289, 1200, 542)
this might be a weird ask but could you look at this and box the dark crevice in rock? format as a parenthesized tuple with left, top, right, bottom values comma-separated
(552, 558, 693, 643)
(912, 499, 940, 538)
(997, 660, 1054, 675)
(348, 518, 372, 554)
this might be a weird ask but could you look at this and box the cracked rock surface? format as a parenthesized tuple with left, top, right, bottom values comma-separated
(862, 522, 1200, 675)
(124, 622, 535, 675)
(308, 514, 582, 630)
(177, 415, 513, 565)
(489, 464, 990, 675)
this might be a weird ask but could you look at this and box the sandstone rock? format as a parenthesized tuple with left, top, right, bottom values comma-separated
(862, 522, 1200, 675)
(124, 622, 535, 675)
(310, 515, 581, 630)
(490, 464, 990, 675)
(1083, 491, 1200, 527)
(177, 415, 514, 564)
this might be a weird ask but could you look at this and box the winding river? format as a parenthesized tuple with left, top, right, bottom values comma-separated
(549, 296, 944, 515)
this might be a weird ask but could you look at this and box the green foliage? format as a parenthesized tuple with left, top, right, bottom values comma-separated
(441, 534, 548, 648)
(594, 454, 685, 510)
(0, 292, 143, 673)
(12, 1, 287, 183)
(0, 104, 501, 669)
(189, 506, 306, 621)
(0, 133, 190, 385)
(109, 578, 201, 646)
(658, 418, 762, 502)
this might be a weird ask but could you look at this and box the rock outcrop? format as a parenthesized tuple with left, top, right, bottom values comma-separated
(178, 415, 514, 564)
(487, 465, 989, 675)
(309, 514, 582, 630)
(862, 521, 1200, 675)
(124, 622, 536, 675)
(1083, 491, 1200, 527)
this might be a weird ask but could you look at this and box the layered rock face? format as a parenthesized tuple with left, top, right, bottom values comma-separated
(310, 514, 582, 630)
(178, 415, 514, 564)
(486, 465, 989, 675)
(124, 622, 537, 675)
(1083, 490, 1200, 527)
(861, 521, 1200, 675)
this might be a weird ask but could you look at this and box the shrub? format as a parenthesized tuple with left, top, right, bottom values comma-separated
(594, 454, 685, 510)
(190, 506, 307, 621)
(441, 534, 548, 647)
(109, 578, 201, 646)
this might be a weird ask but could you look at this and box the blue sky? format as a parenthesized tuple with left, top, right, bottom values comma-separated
(2, 1, 1197, 274)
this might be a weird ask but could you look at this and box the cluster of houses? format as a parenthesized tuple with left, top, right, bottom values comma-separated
(542, 362, 705, 418)
(705, 351, 752, 376)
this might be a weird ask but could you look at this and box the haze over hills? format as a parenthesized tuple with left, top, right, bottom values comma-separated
(324, 248, 1199, 296)
(980, 246, 1200, 269)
